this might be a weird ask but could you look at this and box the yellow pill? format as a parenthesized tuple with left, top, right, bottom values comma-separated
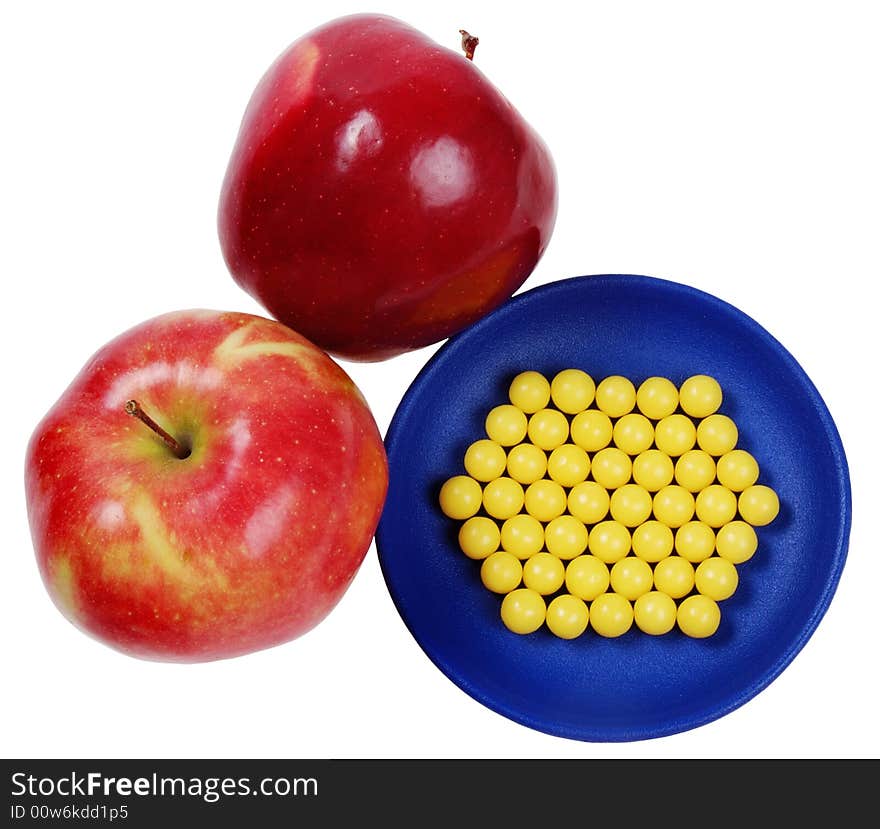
(550, 368, 596, 414)
(565, 555, 611, 601)
(610, 556, 654, 601)
(547, 444, 590, 487)
(613, 413, 655, 455)
(509, 370, 551, 413)
(588, 521, 632, 563)
(652, 556, 696, 599)
(570, 409, 614, 451)
(653, 485, 695, 528)
(458, 516, 501, 560)
(695, 484, 738, 528)
(527, 408, 570, 451)
(567, 481, 611, 525)
(632, 449, 675, 492)
(636, 377, 679, 420)
(482, 477, 525, 520)
(609, 484, 654, 527)
(631, 520, 674, 563)
(480, 551, 523, 594)
(500, 588, 546, 634)
(544, 515, 589, 560)
(485, 404, 528, 446)
(716, 449, 760, 492)
(439, 475, 482, 520)
(634, 591, 678, 635)
(674, 450, 717, 492)
(715, 521, 758, 564)
(654, 414, 697, 457)
(595, 376, 636, 418)
(696, 414, 738, 456)
(679, 375, 722, 419)
(463, 439, 507, 482)
(523, 552, 566, 595)
(589, 593, 634, 638)
(677, 595, 721, 638)
(500, 513, 544, 559)
(738, 485, 780, 526)
(674, 521, 716, 563)
(695, 557, 739, 601)
(546, 594, 590, 639)
(524, 479, 567, 522)
(591, 447, 632, 489)
(506, 443, 547, 485)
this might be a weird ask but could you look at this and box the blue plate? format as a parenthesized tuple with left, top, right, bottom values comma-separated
(376, 274, 851, 741)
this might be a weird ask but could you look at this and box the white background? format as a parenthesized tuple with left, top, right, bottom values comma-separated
(2, 1, 877, 759)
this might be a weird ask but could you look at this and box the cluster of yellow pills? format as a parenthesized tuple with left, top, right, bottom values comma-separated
(439, 369, 780, 640)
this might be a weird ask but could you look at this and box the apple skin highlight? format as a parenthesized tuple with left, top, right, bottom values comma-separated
(24, 310, 388, 662)
(219, 13, 558, 361)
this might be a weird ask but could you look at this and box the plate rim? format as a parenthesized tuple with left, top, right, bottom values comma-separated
(376, 273, 852, 742)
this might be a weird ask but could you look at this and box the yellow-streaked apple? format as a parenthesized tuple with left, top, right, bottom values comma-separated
(24, 310, 388, 661)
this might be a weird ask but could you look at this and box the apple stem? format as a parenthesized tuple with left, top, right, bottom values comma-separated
(459, 29, 479, 61)
(125, 400, 190, 460)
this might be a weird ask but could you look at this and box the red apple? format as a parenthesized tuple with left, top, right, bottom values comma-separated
(24, 310, 388, 662)
(218, 14, 557, 361)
